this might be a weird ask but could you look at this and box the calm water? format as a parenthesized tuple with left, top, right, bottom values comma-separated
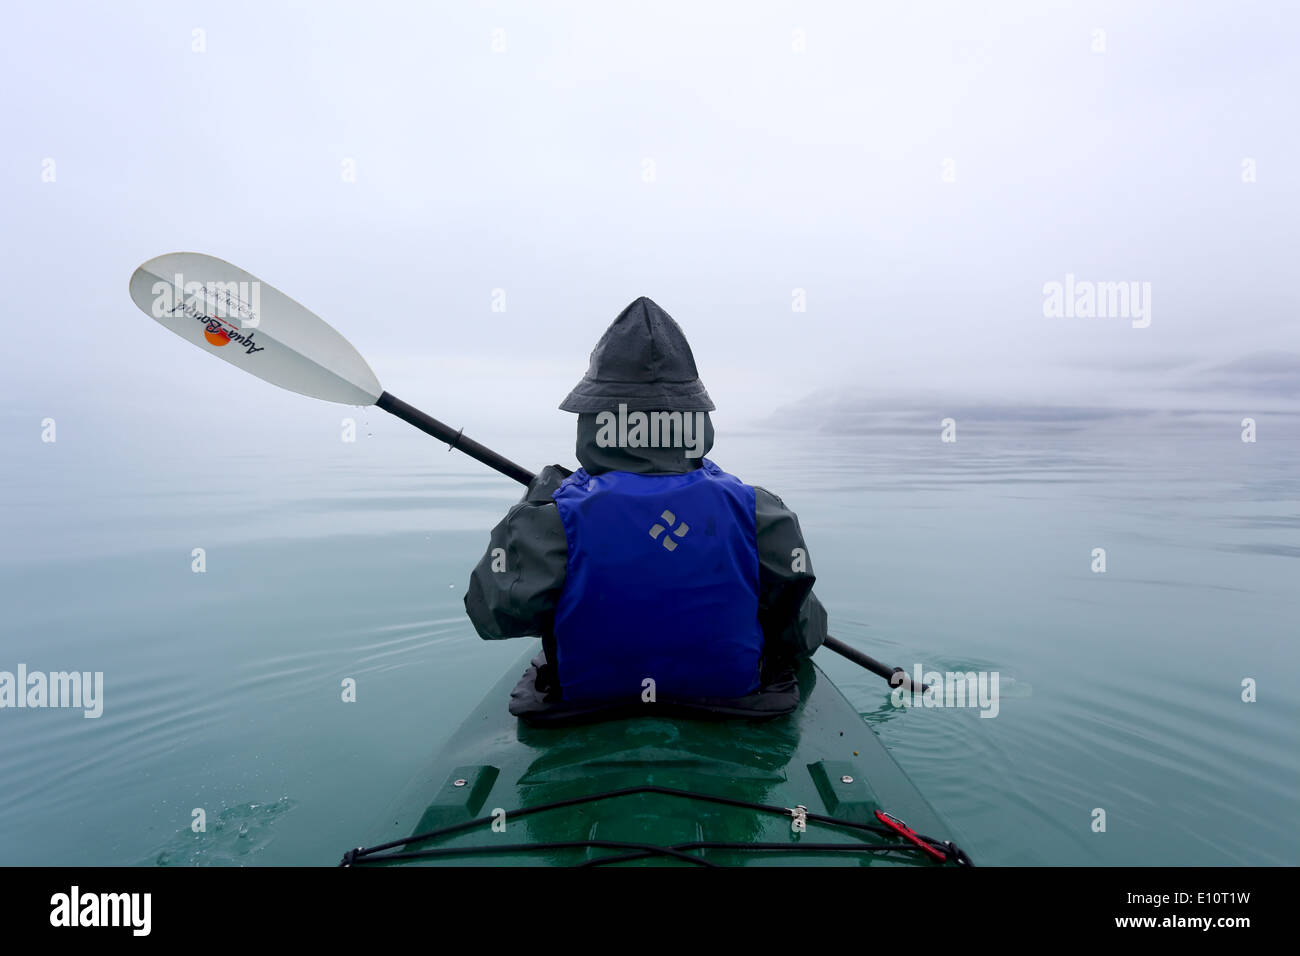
(1, 414, 1297, 866)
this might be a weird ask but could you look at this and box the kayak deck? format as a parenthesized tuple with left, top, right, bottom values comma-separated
(350, 644, 967, 866)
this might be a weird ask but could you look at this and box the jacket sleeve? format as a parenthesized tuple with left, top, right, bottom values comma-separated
(463, 465, 571, 640)
(754, 486, 828, 660)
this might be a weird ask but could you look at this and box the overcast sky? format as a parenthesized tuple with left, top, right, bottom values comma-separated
(2, 0, 1296, 447)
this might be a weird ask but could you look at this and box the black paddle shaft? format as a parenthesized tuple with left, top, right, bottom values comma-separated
(376, 391, 536, 486)
(378, 390, 915, 688)
(823, 636, 924, 692)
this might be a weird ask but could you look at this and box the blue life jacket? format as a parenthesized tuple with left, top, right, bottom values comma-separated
(551, 459, 764, 701)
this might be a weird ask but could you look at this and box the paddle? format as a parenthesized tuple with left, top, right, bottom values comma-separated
(128, 252, 920, 690)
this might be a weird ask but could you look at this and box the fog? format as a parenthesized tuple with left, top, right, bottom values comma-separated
(2, 0, 1296, 454)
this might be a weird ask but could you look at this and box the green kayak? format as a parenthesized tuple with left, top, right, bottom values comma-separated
(344, 644, 971, 867)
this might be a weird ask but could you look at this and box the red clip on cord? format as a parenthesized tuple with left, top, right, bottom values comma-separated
(875, 810, 948, 863)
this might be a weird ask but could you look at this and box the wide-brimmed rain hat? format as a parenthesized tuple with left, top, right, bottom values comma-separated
(559, 297, 715, 413)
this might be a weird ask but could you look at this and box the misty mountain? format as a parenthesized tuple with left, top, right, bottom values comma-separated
(1175, 351, 1300, 399)
(763, 351, 1300, 434)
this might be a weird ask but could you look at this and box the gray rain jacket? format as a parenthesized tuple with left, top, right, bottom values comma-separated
(464, 413, 828, 696)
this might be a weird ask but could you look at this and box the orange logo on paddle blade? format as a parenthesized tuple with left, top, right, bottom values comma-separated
(204, 323, 231, 347)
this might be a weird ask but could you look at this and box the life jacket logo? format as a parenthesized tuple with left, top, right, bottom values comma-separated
(649, 510, 689, 551)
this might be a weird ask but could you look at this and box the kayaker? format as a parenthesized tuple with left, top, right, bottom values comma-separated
(464, 296, 827, 719)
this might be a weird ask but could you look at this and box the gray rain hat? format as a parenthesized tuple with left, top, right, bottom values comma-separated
(559, 297, 715, 413)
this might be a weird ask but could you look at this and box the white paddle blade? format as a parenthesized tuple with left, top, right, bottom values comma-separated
(129, 252, 383, 406)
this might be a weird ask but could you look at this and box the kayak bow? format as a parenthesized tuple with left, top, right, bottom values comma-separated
(344, 645, 971, 867)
